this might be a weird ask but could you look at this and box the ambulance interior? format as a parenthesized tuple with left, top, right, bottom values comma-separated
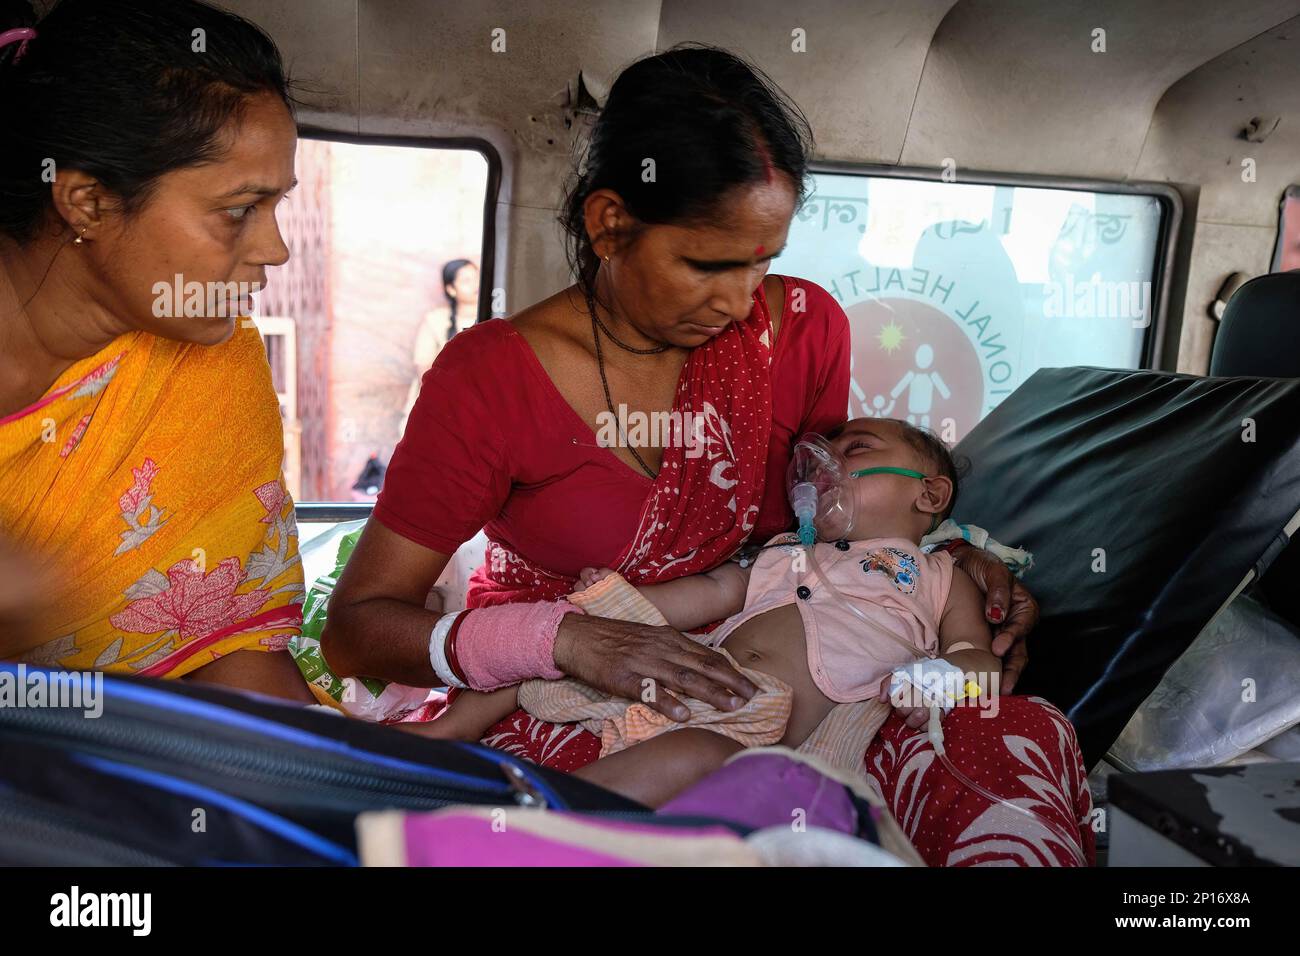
(30, 0, 1300, 865)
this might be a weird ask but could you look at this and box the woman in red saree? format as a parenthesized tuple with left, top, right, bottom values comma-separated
(324, 46, 1093, 866)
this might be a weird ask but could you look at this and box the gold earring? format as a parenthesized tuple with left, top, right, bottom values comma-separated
(73, 226, 87, 245)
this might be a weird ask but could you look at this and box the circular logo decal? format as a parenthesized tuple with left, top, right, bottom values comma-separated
(845, 297, 985, 440)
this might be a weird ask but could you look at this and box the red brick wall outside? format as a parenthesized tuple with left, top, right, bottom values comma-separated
(261, 137, 333, 499)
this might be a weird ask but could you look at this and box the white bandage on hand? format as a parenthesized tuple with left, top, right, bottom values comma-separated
(888, 658, 977, 713)
(428, 610, 467, 689)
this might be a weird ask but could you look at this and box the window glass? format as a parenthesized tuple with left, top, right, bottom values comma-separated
(779, 172, 1165, 440)
(255, 137, 490, 504)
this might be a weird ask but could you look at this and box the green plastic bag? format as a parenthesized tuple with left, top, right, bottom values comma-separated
(289, 524, 431, 720)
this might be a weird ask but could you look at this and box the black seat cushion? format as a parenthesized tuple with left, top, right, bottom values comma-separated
(1210, 271, 1300, 377)
(952, 366, 1300, 766)
(1209, 270, 1300, 626)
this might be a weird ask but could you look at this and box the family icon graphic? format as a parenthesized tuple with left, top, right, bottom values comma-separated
(867, 394, 897, 417)
(889, 344, 951, 428)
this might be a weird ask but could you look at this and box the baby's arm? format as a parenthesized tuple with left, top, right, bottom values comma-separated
(938, 566, 1002, 690)
(398, 686, 520, 742)
(578, 562, 751, 632)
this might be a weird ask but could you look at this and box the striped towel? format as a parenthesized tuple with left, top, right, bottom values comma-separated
(517, 571, 890, 780)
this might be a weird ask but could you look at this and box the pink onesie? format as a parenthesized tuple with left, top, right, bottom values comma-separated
(708, 533, 955, 702)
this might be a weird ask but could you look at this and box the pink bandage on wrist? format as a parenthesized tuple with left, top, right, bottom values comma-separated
(454, 600, 582, 691)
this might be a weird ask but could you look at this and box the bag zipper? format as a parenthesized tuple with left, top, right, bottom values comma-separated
(0, 665, 571, 811)
(0, 704, 511, 809)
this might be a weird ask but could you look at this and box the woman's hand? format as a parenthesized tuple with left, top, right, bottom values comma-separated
(552, 613, 759, 722)
(949, 542, 1039, 693)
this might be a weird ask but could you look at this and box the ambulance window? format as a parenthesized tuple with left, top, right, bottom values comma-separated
(250, 134, 494, 523)
(780, 170, 1170, 442)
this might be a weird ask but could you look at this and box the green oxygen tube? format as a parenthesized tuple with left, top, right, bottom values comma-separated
(848, 465, 927, 481)
(849, 466, 941, 535)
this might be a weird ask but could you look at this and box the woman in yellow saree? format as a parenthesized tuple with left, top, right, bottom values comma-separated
(0, 0, 311, 700)
(0, 322, 304, 680)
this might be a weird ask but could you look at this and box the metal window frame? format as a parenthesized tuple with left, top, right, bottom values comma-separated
(296, 502, 374, 523)
(806, 162, 1183, 370)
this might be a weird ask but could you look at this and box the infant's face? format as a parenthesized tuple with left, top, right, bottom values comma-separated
(825, 418, 932, 539)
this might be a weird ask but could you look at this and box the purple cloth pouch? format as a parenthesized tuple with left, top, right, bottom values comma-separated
(357, 808, 759, 866)
(658, 749, 882, 844)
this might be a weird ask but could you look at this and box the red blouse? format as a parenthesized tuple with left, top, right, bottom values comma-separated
(373, 275, 850, 586)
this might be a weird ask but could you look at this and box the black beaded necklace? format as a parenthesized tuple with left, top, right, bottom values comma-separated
(584, 276, 669, 480)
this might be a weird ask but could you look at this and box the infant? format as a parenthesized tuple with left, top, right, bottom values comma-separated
(416, 418, 1000, 805)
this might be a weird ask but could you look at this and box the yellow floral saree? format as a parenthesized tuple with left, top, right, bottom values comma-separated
(0, 322, 303, 677)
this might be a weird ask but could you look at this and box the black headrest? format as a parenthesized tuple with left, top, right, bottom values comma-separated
(1210, 271, 1300, 377)
(953, 366, 1300, 766)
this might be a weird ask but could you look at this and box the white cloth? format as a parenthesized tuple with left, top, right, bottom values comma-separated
(921, 520, 1034, 578)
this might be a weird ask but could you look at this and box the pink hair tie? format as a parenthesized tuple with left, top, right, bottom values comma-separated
(0, 27, 36, 65)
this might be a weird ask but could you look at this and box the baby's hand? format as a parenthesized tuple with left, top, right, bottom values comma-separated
(575, 567, 617, 591)
(877, 673, 932, 731)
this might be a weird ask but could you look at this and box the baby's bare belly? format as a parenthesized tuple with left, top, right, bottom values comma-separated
(719, 603, 837, 746)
